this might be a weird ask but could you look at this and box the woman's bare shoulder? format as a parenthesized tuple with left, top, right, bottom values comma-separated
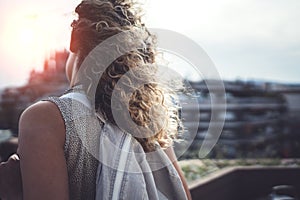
(18, 100, 66, 148)
(18, 101, 69, 199)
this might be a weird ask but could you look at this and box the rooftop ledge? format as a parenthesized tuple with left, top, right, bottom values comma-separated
(184, 163, 300, 200)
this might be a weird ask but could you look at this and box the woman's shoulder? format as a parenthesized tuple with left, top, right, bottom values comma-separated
(18, 101, 69, 200)
(18, 100, 66, 148)
(21, 100, 61, 117)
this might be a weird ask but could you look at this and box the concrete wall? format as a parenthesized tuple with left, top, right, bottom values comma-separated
(189, 167, 300, 200)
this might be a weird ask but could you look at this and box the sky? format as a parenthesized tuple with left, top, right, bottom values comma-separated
(0, 0, 300, 88)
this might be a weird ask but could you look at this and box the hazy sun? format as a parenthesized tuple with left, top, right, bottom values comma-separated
(19, 28, 35, 47)
(2, 8, 72, 73)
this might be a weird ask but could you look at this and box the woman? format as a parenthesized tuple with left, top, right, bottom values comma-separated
(18, 0, 191, 199)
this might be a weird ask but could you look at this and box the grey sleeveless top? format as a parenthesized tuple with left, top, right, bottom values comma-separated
(46, 96, 100, 200)
(45, 92, 188, 200)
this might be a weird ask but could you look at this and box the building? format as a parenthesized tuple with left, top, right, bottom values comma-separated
(0, 56, 300, 156)
(179, 80, 300, 159)
(0, 50, 69, 135)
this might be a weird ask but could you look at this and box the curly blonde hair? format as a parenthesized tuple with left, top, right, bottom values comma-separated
(70, 0, 182, 151)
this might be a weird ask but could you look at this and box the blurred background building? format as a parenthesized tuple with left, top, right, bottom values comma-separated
(0, 50, 300, 159)
(0, 50, 69, 134)
(180, 80, 300, 159)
